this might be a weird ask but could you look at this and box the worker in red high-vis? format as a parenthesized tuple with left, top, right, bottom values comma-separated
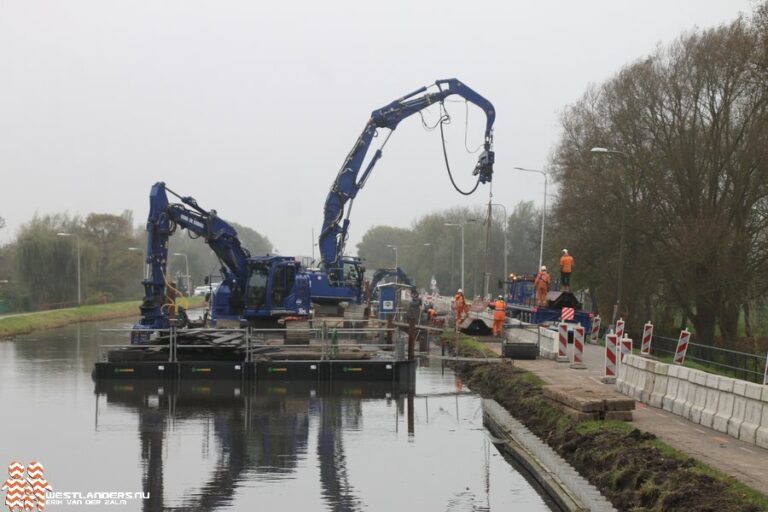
(559, 249, 574, 292)
(534, 266, 551, 307)
(492, 294, 506, 337)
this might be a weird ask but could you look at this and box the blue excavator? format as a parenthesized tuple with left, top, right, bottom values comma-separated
(312, 78, 495, 312)
(133, 79, 495, 336)
(132, 182, 310, 341)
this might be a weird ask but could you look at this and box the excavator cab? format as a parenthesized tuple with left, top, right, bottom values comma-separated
(241, 256, 310, 324)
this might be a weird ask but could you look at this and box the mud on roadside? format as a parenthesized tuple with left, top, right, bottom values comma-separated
(456, 362, 766, 512)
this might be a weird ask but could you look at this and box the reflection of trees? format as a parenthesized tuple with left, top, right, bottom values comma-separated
(96, 380, 396, 512)
(318, 397, 363, 512)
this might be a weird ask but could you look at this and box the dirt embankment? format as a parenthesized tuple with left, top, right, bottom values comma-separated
(457, 362, 766, 512)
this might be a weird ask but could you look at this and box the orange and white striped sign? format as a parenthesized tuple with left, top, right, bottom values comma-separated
(561, 307, 575, 321)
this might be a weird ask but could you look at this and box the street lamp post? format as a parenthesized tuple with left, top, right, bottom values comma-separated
(57, 232, 81, 306)
(386, 245, 399, 269)
(444, 220, 476, 292)
(127, 247, 145, 284)
(512, 167, 548, 270)
(590, 147, 629, 327)
(173, 252, 191, 295)
(488, 203, 508, 286)
(423, 243, 436, 292)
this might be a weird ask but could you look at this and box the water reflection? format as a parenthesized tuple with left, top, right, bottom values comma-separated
(95, 380, 410, 512)
(2, 322, 552, 511)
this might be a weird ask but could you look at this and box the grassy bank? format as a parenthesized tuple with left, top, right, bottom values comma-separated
(0, 296, 204, 339)
(444, 334, 767, 511)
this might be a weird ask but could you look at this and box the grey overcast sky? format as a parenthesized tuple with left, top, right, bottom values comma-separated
(0, 0, 754, 256)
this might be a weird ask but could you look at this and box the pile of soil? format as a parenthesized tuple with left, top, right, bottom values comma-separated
(458, 362, 763, 512)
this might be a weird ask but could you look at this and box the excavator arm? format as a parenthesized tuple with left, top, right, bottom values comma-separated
(319, 79, 496, 270)
(136, 182, 252, 332)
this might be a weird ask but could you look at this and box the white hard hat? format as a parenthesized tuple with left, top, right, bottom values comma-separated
(541, 265, 547, 271)
(457, 288, 463, 293)
(498, 295, 503, 299)
(562, 249, 568, 254)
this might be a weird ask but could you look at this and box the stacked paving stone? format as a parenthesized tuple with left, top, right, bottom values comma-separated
(544, 385, 635, 421)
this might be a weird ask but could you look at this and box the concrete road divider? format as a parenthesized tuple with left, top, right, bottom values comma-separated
(618, 354, 768, 448)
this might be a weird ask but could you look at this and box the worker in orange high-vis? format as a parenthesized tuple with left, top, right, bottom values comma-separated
(492, 294, 506, 337)
(560, 249, 575, 292)
(534, 266, 551, 307)
(454, 289, 467, 328)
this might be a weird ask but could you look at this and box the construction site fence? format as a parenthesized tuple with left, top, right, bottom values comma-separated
(649, 334, 765, 384)
(99, 325, 405, 363)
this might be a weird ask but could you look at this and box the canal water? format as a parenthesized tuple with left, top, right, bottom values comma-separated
(0, 321, 555, 511)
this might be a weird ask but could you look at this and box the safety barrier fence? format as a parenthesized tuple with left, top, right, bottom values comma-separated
(99, 325, 403, 363)
(617, 354, 768, 448)
(649, 334, 765, 384)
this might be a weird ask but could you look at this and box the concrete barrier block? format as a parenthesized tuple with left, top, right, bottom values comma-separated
(673, 379, 690, 416)
(733, 380, 747, 397)
(654, 362, 669, 376)
(745, 383, 762, 400)
(631, 366, 646, 401)
(650, 374, 668, 408)
(641, 370, 656, 404)
(739, 398, 763, 444)
(762, 386, 768, 403)
(713, 390, 735, 433)
(728, 396, 747, 438)
(668, 364, 679, 378)
(718, 377, 734, 392)
(700, 387, 721, 428)
(757, 406, 768, 450)
(688, 384, 707, 424)
(677, 366, 690, 381)
(706, 374, 719, 389)
(693, 370, 707, 386)
(662, 375, 679, 412)
(622, 365, 638, 398)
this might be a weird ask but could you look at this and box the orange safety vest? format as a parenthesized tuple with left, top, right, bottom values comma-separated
(560, 255, 574, 273)
(455, 294, 465, 308)
(493, 300, 506, 320)
(535, 272, 550, 290)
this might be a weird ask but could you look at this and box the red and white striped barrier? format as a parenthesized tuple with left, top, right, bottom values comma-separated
(615, 318, 625, 340)
(590, 316, 601, 344)
(572, 325, 585, 364)
(561, 307, 575, 321)
(640, 322, 654, 355)
(604, 333, 618, 379)
(558, 323, 568, 360)
(620, 337, 633, 363)
(674, 329, 691, 364)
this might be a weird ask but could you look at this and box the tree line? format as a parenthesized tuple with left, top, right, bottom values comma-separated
(548, 5, 768, 348)
(0, 211, 272, 312)
(355, 201, 543, 299)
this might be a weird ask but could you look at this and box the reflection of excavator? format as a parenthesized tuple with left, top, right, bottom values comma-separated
(95, 380, 403, 511)
(134, 182, 310, 340)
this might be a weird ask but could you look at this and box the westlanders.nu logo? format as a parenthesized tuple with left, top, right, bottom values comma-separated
(2, 462, 149, 509)
(1, 461, 52, 512)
